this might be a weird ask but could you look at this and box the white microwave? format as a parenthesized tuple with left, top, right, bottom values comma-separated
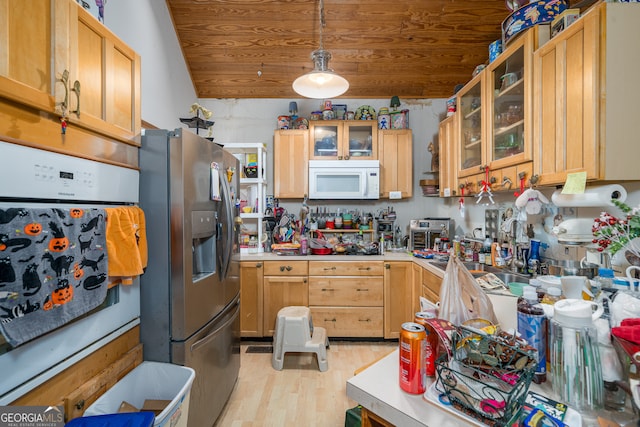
(308, 160, 380, 200)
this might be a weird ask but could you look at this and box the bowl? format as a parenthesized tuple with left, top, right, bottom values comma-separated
(242, 206, 253, 213)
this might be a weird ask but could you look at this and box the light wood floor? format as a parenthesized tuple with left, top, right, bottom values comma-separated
(214, 339, 398, 427)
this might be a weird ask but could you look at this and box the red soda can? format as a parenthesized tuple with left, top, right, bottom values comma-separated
(415, 312, 438, 377)
(399, 322, 426, 394)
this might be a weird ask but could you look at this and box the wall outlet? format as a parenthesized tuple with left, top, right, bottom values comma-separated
(389, 191, 402, 199)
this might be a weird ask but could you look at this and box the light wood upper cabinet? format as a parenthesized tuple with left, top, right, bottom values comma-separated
(67, 2, 141, 143)
(532, 2, 640, 185)
(456, 72, 485, 178)
(378, 129, 413, 198)
(438, 114, 458, 197)
(485, 30, 534, 171)
(0, 0, 59, 112)
(309, 120, 378, 160)
(274, 129, 309, 198)
(0, 0, 140, 145)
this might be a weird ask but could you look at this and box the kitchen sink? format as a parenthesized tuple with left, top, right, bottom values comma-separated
(429, 260, 530, 284)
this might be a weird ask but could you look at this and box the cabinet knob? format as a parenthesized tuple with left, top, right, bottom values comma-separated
(286, 265, 292, 271)
(280, 266, 285, 272)
(256, 262, 263, 268)
(385, 264, 390, 269)
(75, 399, 85, 410)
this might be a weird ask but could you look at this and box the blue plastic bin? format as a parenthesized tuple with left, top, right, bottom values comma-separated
(65, 412, 155, 427)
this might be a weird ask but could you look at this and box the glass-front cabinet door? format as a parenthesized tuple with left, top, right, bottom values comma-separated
(309, 121, 377, 160)
(310, 123, 339, 159)
(457, 73, 485, 178)
(486, 30, 533, 169)
(344, 122, 376, 160)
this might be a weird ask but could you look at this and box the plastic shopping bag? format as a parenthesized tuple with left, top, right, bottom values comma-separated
(439, 256, 498, 326)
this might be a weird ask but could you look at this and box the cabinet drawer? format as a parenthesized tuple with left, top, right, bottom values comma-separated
(309, 261, 383, 276)
(263, 260, 308, 276)
(309, 277, 383, 306)
(310, 307, 383, 337)
(422, 267, 442, 297)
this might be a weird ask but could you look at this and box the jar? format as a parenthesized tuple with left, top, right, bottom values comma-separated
(322, 109, 334, 120)
(248, 236, 258, 254)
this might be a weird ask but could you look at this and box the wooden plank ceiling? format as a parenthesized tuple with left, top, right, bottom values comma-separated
(166, 0, 511, 99)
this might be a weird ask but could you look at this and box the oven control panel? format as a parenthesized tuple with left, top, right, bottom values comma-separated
(0, 141, 139, 202)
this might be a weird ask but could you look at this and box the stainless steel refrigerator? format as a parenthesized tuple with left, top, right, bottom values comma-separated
(139, 129, 240, 427)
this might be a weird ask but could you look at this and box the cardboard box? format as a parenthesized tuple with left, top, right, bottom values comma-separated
(141, 399, 171, 416)
(118, 401, 139, 413)
(551, 8, 580, 37)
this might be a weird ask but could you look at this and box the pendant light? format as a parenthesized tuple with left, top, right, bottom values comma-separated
(292, 0, 349, 99)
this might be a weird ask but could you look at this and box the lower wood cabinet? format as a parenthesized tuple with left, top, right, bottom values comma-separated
(263, 260, 309, 336)
(383, 261, 414, 339)
(421, 265, 443, 304)
(309, 261, 384, 337)
(240, 261, 264, 337)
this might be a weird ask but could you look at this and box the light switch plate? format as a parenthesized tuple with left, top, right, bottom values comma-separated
(389, 191, 402, 199)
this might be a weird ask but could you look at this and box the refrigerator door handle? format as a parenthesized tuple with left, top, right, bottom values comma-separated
(218, 168, 234, 281)
(190, 300, 240, 353)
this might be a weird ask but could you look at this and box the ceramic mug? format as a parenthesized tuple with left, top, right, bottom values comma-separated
(560, 275, 589, 299)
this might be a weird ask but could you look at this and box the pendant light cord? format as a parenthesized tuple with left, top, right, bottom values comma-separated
(318, 0, 324, 51)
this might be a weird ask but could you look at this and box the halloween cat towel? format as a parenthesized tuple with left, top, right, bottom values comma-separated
(0, 207, 108, 347)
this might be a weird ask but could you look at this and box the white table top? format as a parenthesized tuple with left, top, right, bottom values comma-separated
(346, 349, 584, 427)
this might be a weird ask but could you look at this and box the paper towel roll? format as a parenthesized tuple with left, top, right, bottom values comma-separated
(551, 184, 627, 207)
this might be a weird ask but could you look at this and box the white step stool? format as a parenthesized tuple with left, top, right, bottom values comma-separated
(272, 306, 329, 372)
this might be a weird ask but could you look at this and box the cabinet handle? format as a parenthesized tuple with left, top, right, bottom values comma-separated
(359, 318, 371, 322)
(323, 266, 337, 271)
(356, 288, 369, 292)
(280, 266, 285, 271)
(338, 155, 343, 160)
(59, 69, 70, 113)
(286, 265, 292, 271)
(358, 267, 371, 271)
(321, 288, 335, 292)
(75, 399, 85, 410)
(280, 265, 293, 272)
(256, 262, 262, 268)
(324, 318, 337, 322)
(70, 80, 81, 117)
(344, 155, 350, 160)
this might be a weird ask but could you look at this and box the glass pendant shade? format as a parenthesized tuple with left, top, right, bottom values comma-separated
(292, 50, 349, 99)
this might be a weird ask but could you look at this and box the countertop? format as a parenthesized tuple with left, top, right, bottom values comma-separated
(237, 251, 444, 275)
(346, 349, 586, 427)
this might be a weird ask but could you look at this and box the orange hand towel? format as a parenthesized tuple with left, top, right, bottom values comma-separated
(105, 207, 148, 279)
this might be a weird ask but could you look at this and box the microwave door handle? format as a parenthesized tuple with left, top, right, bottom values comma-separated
(362, 171, 367, 197)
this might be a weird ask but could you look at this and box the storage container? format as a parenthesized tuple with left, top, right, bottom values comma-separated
(84, 362, 195, 427)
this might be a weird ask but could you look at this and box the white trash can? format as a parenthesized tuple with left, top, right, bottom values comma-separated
(84, 361, 195, 427)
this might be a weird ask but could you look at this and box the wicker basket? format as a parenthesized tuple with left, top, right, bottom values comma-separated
(435, 327, 537, 426)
